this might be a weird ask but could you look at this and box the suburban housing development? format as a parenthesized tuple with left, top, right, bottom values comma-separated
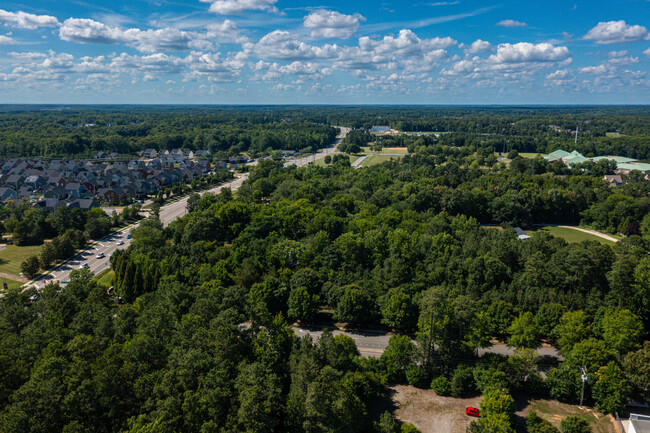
(0, 149, 220, 209)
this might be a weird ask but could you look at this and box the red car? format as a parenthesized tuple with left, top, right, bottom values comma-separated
(465, 407, 480, 418)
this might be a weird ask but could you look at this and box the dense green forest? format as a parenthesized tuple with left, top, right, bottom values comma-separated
(1, 147, 649, 432)
(0, 106, 337, 158)
(0, 105, 648, 159)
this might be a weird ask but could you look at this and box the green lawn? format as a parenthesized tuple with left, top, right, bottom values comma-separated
(0, 276, 24, 292)
(359, 154, 404, 167)
(519, 152, 546, 159)
(95, 269, 114, 289)
(528, 226, 615, 245)
(314, 155, 361, 166)
(361, 146, 409, 155)
(0, 244, 42, 276)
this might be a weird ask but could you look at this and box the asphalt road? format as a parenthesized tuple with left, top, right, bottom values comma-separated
(28, 127, 349, 289)
(292, 326, 562, 361)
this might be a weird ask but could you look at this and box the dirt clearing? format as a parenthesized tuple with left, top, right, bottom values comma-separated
(391, 385, 481, 433)
(388, 385, 617, 433)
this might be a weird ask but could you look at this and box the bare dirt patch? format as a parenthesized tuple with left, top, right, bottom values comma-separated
(390, 385, 481, 433)
(388, 386, 617, 433)
(519, 399, 616, 433)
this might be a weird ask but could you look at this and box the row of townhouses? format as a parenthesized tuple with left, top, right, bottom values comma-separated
(0, 154, 225, 212)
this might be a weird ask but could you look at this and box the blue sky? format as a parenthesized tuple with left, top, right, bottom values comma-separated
(0, 0, 648, 104)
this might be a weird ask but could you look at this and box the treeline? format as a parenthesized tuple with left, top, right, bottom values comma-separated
(1, 147, 649, 431)
(0, 270, 421, 433)
(0, 108, 337, 158)
(18, 206, 143, 277)
(433, 132, 650, 160)
(107, 158, 649, 410)
(0, 204, 114, 246)
(2, 105, 648, 159)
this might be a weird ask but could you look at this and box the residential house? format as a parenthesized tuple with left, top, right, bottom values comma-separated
(5, 174, 24, 190)
(0, 187, 17, 201)
(141, 149, 158, 159)
(23, 175, 47, 191)
(65, 182, 86, 198)
(195, 160, 211, 173)
(603, 175, 624, 186)
(194, 150, 210, 158)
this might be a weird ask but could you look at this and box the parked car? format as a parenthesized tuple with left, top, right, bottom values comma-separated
(117, 240, 124, 245)
(79, 263, 89, 270)
(96, 252, 105, 259)
(126, 234, 132, 239)
(465, 407, 480, 418)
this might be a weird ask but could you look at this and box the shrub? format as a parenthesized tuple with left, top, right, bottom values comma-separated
(401, 424, 421, 433)
(560, 416, 591, 433)
(526, 410, 560, 433)
(450, 365, 475, 397)
(431, 376, 451, 396)
(406, 366, 427, 388)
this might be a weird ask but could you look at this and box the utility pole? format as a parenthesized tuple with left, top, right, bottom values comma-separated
(579, 366, 588, 407)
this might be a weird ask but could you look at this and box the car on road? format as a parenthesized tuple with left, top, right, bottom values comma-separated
(96, 252, 105, 259)
(79, 263, 89, 270)
(117, 240, 124, 245)
(465, 407, 480, 418)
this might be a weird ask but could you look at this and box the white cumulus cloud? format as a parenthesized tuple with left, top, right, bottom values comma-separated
(583, 21, 649, 44)
(206, 20, 248, 43)
(0, 34, 15, 45)
(496, 19, 527, 28)
(244, 30, 340, 60)
(59, 18, 208, 53)
(0, 9, 60, 29)
(201, 0, 279, 15)
(303, 10, 365, 39)
(465, 39, 493, 53)
(546, 69, 572, 80)
(488, 42, 570, 63)
(644, 47, 650, 58)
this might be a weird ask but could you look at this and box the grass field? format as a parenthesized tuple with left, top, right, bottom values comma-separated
(95, 269, 114, 289)
(519, 152, 546, 159)
(525, 399, 615, 433)
(0, 244, 42, 276)
(529, 226, 615, 245)
(313, 154, 362, 166)
(359, 154, 404, 167)
(0, 276, 23, 292)
(361, 146, 409, 155)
